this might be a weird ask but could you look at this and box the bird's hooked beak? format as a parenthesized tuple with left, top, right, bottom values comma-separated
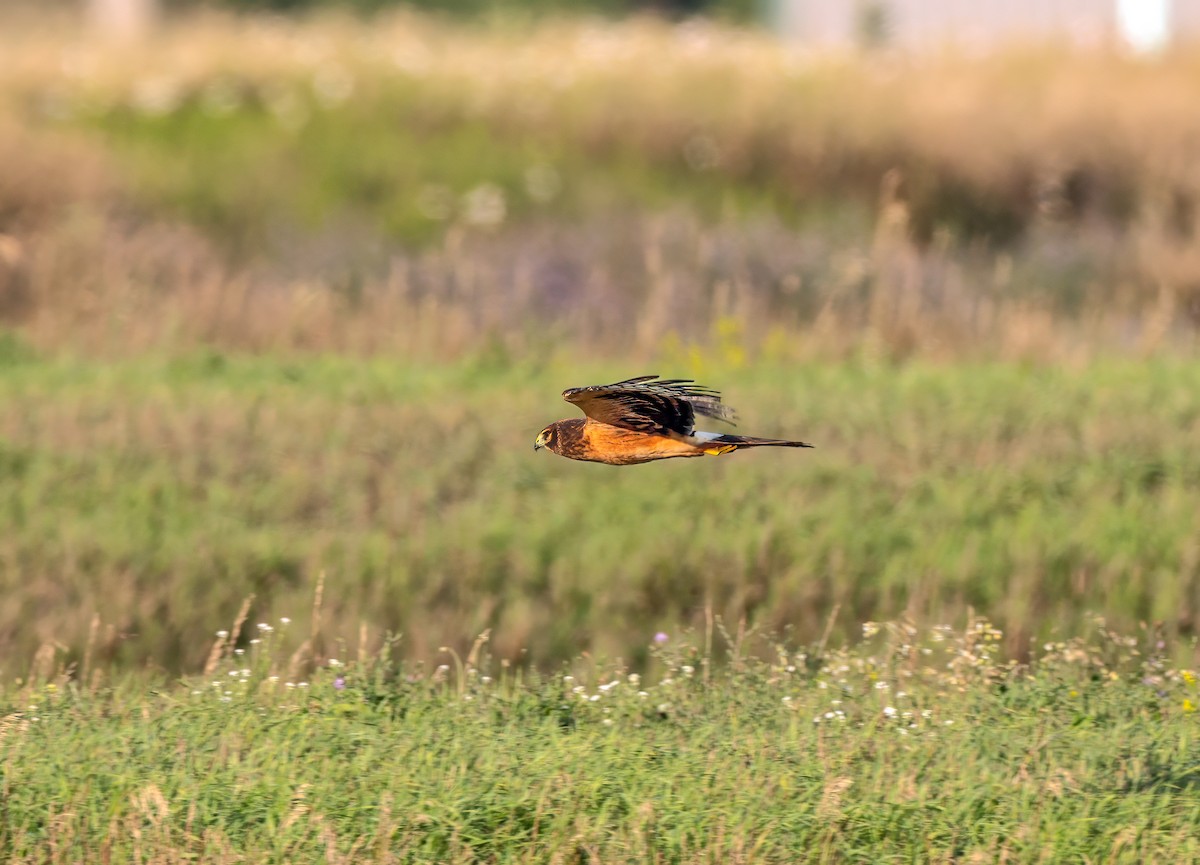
(533, 431, 547, 452)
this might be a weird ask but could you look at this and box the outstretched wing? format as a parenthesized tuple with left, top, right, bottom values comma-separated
(562, 375, 737, 436)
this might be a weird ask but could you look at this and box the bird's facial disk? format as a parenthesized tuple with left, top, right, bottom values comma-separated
(534, 426, 555, 452)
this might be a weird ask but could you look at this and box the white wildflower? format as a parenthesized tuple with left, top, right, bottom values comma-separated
(463, 184, 506, 227)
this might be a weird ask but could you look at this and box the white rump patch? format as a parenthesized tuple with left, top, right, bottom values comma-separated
(686, 430, 723, 445)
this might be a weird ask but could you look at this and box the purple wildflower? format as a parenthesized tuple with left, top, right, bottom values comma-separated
(334, 676, 346, 691)
(654, 632, 669, 645)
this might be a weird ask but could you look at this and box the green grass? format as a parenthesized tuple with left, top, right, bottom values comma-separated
(3, 619, 1198, 863)
(85, 92, 815, 256)
(2, 347, 1198, 673)
(3, 20, 1200, 859)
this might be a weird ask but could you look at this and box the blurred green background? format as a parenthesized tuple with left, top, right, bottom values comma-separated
(1, 7, 1199, 673)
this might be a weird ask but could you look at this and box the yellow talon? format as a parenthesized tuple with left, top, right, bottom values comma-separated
(703, 445, 737, 456)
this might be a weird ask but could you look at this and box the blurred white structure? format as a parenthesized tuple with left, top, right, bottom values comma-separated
(768, 0, 1196, 51)
(87, 0, 157, 41)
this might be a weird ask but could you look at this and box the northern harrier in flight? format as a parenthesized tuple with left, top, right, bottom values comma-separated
(534, 375, 813, 466)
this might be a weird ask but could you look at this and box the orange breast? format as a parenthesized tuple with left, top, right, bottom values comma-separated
(581, 421, 702, 465)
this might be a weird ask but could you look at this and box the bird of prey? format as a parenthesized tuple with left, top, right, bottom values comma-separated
(533, 375, 813, 466)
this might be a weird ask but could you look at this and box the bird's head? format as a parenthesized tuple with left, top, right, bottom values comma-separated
(533, 425, 558, 453)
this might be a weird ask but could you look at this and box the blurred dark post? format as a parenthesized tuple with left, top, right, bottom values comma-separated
(855, 0, 890, 48)
(87, 0, 157, 41)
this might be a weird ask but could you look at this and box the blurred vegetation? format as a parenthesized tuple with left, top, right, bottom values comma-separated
(4, 618, 1200, 862)
(2, 15, 1197, 862)
(0, 14, 1198, 674)
(2, 14, 1200, 352)
(1, 350, 1198, 672)
(205, 0, 759, 23)
(90, 93, 801, 257)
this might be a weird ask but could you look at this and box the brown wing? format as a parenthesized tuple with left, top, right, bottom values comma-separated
(562, 375, 737, 436)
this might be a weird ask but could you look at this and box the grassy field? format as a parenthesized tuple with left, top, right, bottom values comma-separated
(2, 12, 1200, 860)
(1, 348, 1199, 674)
(2, 618, 1198, 863)
(7, 15, 1199, 674)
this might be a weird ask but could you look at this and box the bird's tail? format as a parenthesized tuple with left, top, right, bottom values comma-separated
(700, 433, 814, 455)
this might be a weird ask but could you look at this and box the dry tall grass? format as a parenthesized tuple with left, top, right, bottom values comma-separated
(1, 12, 1200, 359)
